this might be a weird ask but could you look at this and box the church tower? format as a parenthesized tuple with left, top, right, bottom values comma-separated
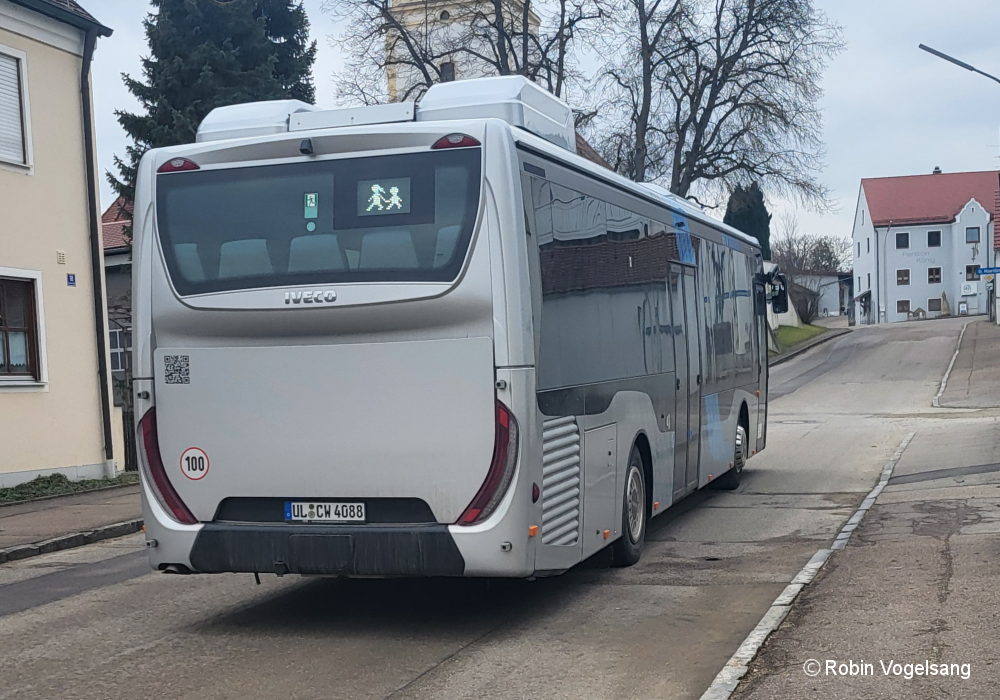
(387, 0, 541, 101)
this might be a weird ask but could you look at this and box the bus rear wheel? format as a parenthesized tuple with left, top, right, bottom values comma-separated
(713, 424, 748, 491)
(611, 444, 646, 567)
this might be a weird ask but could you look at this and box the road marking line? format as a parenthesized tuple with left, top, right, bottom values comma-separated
(933, 321, 971, 407)
(697, 431, 916, 700)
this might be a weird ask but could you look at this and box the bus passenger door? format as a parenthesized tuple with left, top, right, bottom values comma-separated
(669, 266, 689, 501)
(670, 265, 702, 499)
(682, 267, 702, 491)
(754, 280, 769, 451)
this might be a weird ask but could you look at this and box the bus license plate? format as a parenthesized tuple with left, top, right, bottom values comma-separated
(284, 501, 365, 523)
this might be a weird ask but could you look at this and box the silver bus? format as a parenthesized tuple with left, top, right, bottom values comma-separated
(133, 76, 786, 578)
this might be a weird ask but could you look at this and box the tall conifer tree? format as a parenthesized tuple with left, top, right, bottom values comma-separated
(723, 183, 772, 260)
(109, 0, 317, 212)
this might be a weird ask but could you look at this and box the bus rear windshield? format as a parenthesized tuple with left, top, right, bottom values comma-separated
(155, 149, 482, 295)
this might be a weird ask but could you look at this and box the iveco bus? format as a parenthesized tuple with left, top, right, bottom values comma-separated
(133, 76, 786, 578)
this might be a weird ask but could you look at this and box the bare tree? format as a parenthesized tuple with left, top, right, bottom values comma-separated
(811, 234, 851, 272)
(324, 0, 452, 104)
(771, 213, 850, 273)
(770, 212, 813, 273)
(324, 0, 600, 104)
(591, 0, 842, 205)
(591, 0, 685, 181)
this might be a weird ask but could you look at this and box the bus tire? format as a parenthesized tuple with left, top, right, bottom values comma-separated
(611, 443, 646, 567)
(713, 423, 748, 491)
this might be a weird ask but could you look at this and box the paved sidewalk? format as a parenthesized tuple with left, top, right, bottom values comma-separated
(812, 315, 849, 329)
(939, 318, 1000, 408)
(730, 418, 1000, 699)
(0, 485, 141, 550)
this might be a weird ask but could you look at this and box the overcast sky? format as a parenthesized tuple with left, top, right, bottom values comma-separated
(82, 0, 1000, 239)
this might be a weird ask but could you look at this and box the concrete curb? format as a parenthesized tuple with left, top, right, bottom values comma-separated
(698, 431, 917, 700)
(933, 320, 971, 408)
(769, 328, 851, 367)
(0, 518, 144, 565)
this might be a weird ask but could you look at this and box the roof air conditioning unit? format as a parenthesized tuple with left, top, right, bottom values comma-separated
(196, 99, 321, 143)
(417, 76, 576, 153)
(194, 77, 577, 154)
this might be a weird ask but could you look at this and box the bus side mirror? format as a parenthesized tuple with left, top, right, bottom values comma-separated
(770, 273, 789, 315)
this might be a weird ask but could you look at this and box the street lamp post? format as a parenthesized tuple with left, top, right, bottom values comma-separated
(918, 44, 1000, 323)
(918, 44, 1000, 86)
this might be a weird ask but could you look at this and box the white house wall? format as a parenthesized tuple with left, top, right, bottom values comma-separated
(794, 273, 842, 317)
(853, 188, 994, 324)
(851, 187, 877, 322)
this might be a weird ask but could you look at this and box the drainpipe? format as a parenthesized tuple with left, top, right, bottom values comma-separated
(80, 29, 114, 467)
(873, 225, 878, 324)
(878, 221, 893, 324)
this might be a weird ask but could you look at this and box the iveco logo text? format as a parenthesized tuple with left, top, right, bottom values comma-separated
(284, 290, 337, 304)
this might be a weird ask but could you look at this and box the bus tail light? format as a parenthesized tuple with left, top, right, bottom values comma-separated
(457, 401, 519, 525)
(157, 158, 199, 173)
(138, 408, 198, 525)
(432, 134, 481, 149)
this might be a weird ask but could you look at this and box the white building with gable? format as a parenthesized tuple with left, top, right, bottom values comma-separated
(851, 168, 998, 324)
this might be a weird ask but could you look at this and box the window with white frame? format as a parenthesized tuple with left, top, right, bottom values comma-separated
(928, 298, 942, 312)
(966, 227, 980, 243)
(896, 269, 910, 286)
(0, 277, 39, 378)
(897, 299, 910, 314)
(0, 49, 28, 166)
(109, 327, 132, 372)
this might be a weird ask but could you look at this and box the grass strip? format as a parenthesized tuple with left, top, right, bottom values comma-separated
(0, 472, 139, 505)
(774, 324, 826, 353)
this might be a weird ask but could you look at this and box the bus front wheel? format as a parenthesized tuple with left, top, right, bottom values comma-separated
(713, 424, 748, 491)
(611, 444, 646, 567)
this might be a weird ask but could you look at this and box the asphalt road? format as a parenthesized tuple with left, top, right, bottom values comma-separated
(0, 318, 969, 700)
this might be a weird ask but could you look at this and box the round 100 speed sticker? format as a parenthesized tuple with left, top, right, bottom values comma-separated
(180, 447, 210, 480)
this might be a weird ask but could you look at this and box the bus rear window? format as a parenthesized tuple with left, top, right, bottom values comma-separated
(155, 149, 481, 295)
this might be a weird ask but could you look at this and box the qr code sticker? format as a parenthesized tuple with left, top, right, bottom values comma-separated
(164, 355, 190, 384)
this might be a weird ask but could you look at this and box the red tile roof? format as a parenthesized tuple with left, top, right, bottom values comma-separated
(575, 133, 611, 170)
(101, 197, 131, 252)
(102, 196, 132, 224)
(862, 170, 999, 230)
(102, 221, 129, 252)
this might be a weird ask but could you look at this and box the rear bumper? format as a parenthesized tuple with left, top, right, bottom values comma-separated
(188, 523, 466, 576)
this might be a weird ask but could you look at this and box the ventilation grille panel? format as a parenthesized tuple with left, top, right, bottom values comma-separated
(541, 416, 580, 545)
